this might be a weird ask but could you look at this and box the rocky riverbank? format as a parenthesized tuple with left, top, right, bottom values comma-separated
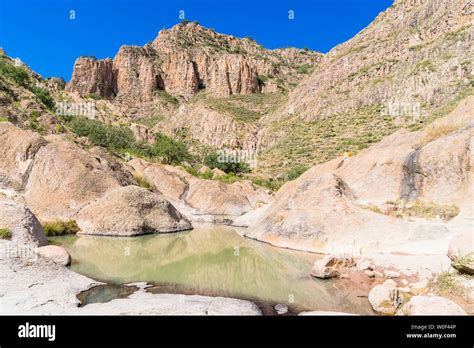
(0, 239, 261, 315)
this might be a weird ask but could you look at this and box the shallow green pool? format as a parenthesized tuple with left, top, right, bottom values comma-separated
(50, 224, 371, 314)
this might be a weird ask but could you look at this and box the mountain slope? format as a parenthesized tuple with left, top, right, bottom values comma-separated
(256, 0, 473, 174)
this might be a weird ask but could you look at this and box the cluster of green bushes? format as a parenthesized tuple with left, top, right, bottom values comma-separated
(203, 152, 250, 174)
(31, 86, 55, 110)
(0, 56, 55, 110)
(43, 221, 80, 236)
(67, 117, 136, 150)
(65, 116, 192, 165)
(286, 165, 308, 180)
(0, 57, 29, 86)
(28, 111, 45, 134)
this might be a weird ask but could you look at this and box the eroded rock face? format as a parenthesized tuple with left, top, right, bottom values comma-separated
(128, 159, 272, 219)
(0, 197, 47, 247)
(0, 123, 47, 186)
(401, 296, 466, 315)
(245, 173, 398, 252)
(67, 22, 322, 101)
(246, 96, 474, 253)
(77, 185, 192, 236)
(67, 57, 116, 98)
(24, 139, 122, 220)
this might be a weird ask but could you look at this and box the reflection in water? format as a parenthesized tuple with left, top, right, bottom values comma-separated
(51, 225, 371, 314)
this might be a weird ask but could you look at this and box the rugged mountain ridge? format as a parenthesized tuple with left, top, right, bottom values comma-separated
(67, 22, 322, 102)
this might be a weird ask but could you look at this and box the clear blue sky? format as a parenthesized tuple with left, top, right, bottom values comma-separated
(0, 0, 393, 80)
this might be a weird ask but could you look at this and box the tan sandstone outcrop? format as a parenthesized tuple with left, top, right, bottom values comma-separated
(67, 22, 322, 101)
(76, 185, 192, 236)
(245, 96, 474, 254)
(0, 197, 47, 247)
(0, 123, 47, 186)
(128, 158, 272, 219)
(24, 139, 123, 220)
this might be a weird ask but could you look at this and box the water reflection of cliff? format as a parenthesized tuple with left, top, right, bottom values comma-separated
(55, 226, 371, 313)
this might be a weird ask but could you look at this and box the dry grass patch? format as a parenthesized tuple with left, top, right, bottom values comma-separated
(422, 124, 463, 144)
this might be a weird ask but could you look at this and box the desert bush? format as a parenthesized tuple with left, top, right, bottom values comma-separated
(286, 165, 308, 181)
(252, 177, 285, 191)
(0, 57, 29, 86)
(43, 221, 80, 236)
(149, 132, 191, 165)
(422, 124, 462, 144)
(67, 117, 135, 150)
(203, 152, 250, 174)
(31, 86, 55, 110)
(133, 174, 154, 191)
(0, 228, 12, 239)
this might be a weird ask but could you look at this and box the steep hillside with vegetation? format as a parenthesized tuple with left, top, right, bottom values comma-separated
(256, 0, 473, 175)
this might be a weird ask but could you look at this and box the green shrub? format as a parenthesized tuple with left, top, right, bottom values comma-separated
(203, 152, 250, 174)
(155, 90, 179, 106)
(256, 75, 269, 85)
(286, 165, 308, 181)
(0, 228, 12, 240)
(43, 221, 80, 236)
(149, 132, 191, 165)
(200, 170, 214, 180)
(28, 110, 45, 133)
(31, 86, 55, 110)
(67, 117, 135, 150)
(0, 57, 30, 86)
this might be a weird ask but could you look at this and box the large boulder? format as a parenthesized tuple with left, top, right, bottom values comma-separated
(0, 123, 47, 186)
(36, 245, 71, 266)
(401, 296, 466, 315)
(128, 159, 189, 201)
(310, 255, 353, 279)
(368, 280, 402, 315)
(245, 173, 408, 253)
(184, 180, 254, 216)
(447, 231, 474, 275)
(129, 159, 272, 218)
(336, 130, 420, 205)
(77, 185, 192, 236)
(0, 197, 47, 247)
(24, 139, 122, 220)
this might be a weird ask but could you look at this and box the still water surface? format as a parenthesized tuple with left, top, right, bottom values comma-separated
(50, 225, 371, 314)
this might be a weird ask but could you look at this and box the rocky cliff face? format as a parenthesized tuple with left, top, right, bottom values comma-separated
(257, 0, 473, 173)
(67, 22, 322, 102)
(244, 95, 474, 254)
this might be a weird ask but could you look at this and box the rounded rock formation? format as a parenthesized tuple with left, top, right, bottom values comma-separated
(77, 185, 192, 236)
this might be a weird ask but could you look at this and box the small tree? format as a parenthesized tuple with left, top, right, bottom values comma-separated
(151, 132, 191, 165)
